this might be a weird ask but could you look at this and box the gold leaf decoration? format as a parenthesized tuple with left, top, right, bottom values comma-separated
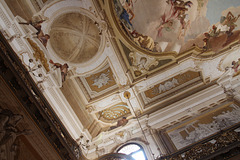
(97, 103, 131, 123)
(27, 38, 49, 72)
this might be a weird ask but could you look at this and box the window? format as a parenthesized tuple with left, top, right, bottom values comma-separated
(117, 143, 147, 160)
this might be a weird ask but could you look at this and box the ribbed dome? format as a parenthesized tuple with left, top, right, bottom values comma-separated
(50, 12, 101, 63)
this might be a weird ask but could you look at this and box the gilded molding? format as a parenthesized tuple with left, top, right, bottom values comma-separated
(27, 38, 50, 72)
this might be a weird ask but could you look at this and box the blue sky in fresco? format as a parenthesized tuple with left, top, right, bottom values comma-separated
(206, 0, 240, 25)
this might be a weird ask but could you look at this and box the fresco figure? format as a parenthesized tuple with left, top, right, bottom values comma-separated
(116, 0, 136, 32)
(220, 11, 240, 36)
(157, 0, 193, 38)
(109, 117, 128, 130)
(202, 25, 221, 50)
(120, 9, 132, 27)
(232, 59, 240, 72)
(114, 0, 240, 53)
(200, 12, 240, 51)
(132, 31, 155, 50)
(137, 57, 147, 72)
(172, 0, 193, 25)
(168, 104, 240, 149)
(157, 16, 174, 37)
(208, 25, 220, 38)
(117, 117, 128, 127)
(202, 37, 210, 51)
(120, 0, 135, 22)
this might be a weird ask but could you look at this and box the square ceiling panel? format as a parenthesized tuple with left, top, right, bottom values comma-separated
(140, 70, 203, 107)
(77, 64, 118, 100)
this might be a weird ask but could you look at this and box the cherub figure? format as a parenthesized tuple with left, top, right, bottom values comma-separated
(167, 0, 193, 21)
(157, 19, 174, 37)
(208, 25, 220, 37)
(202, 37, 210, 51)
(49, 60, 69, 82)
(202, 25, 222, 51)
(117, 117, 128, 127)
(220, 11, 240, 36)
(232, 59, 240, 72)
(19, 19, 50, 47)
(38, 33, 50, 47)
(19, 19, 45, 36)
(109, 117, 129, 130)
(158, 0, 193, 37)
(132, 31, 155, 50)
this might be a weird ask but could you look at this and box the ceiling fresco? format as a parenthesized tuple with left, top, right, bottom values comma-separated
(113, 0, 240, 54)
(4, 0, 240, 158)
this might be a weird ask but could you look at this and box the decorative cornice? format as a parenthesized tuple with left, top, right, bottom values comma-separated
(0, 33, 84, 160)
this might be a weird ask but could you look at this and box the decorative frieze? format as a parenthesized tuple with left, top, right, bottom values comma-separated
(141, 70, 202, 106)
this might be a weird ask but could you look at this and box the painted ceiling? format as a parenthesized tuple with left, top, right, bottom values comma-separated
(113, 0, 240, 53)
(20, 0, 240, 137)
(4, 1, 240, 157)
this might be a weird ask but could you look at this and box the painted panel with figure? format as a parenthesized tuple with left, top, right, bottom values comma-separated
(113, 0, 240, 53)
(140, 70, 202, 106)
(167, 103, 240, 150)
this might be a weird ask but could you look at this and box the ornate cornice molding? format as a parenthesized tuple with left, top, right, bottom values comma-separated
(0, 33, 84, 160)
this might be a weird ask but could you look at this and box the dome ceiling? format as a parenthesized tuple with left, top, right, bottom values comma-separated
(49, 12, 101, 63)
